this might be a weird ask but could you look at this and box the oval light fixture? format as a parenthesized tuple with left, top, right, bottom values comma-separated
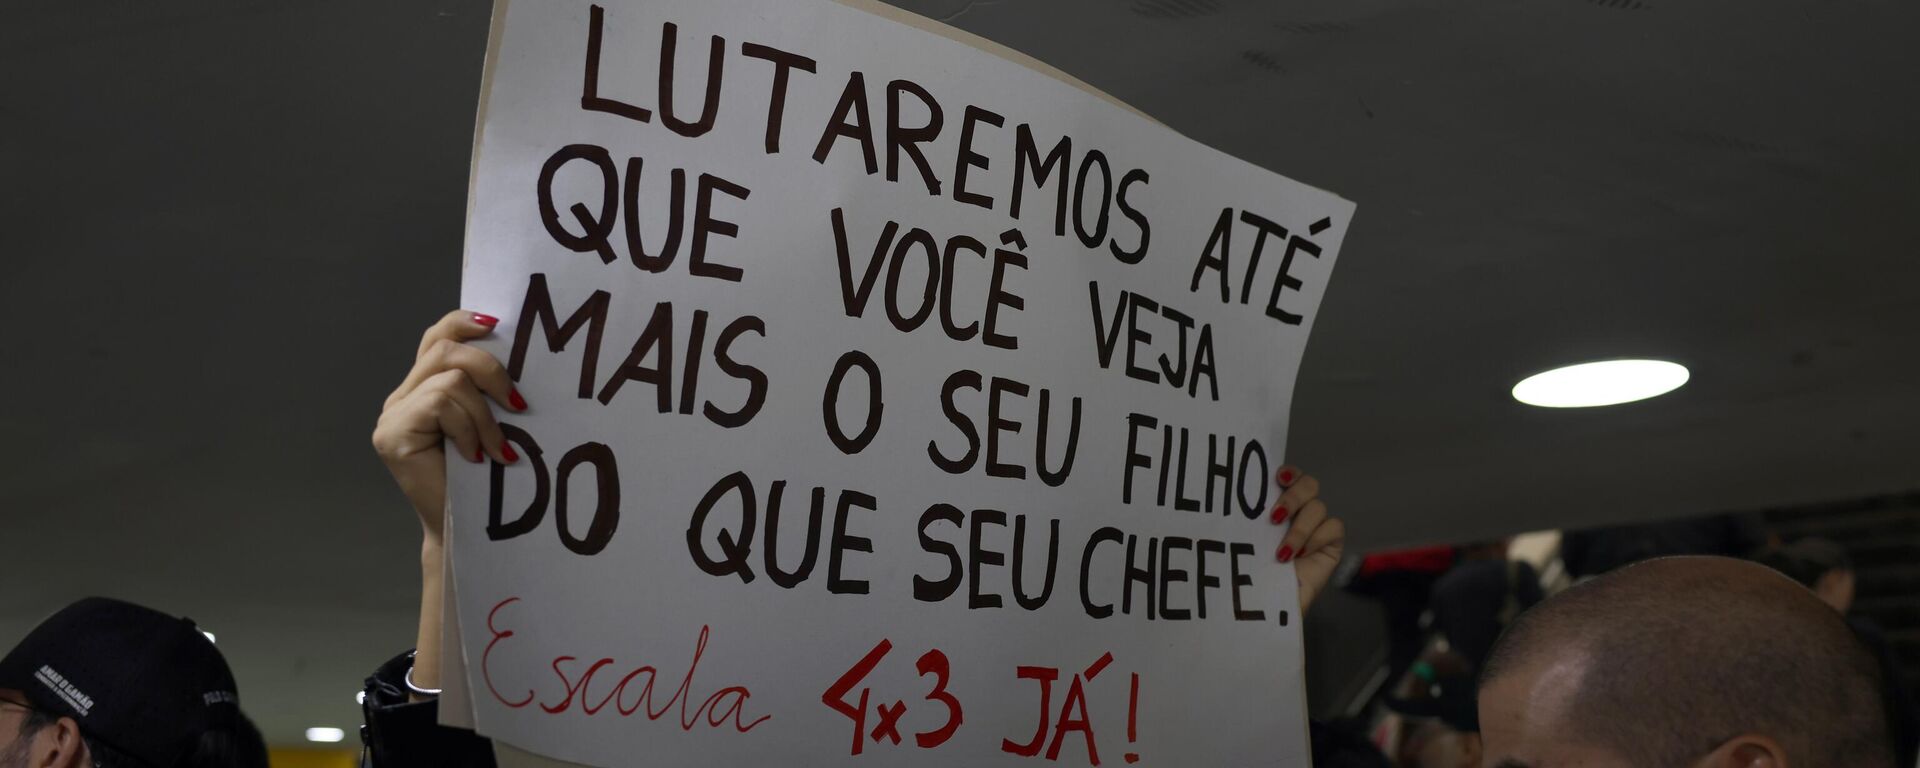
(305, 727, 346, 743)
(1512, 359, 1690, 408)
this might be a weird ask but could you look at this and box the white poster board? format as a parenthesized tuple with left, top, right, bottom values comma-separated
(448, 1, 1354, 765)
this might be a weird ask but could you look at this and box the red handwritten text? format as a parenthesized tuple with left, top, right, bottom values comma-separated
(482, 596, 771, 734)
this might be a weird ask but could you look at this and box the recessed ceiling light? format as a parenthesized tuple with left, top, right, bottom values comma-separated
(305, 727, 346, 743)
(1512, 359, 1689, 408)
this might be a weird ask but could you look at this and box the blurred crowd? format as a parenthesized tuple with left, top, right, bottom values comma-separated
(1312, 512, 1920, 768)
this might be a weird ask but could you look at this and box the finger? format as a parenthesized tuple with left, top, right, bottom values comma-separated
(1269, 472, 1320, 524)
(396, 337, 524, 413)
(388, 311, 505, 407)
(1293, 516, 1345, 614)
(423, 369, 514, 464)
(1298, 514, 1345, 567)
(373, 373, 469, 462)
(1278, 499, 1328, 562)
(430, 340, 521, 411)
(424, 388, 484, 464)
(1275, 464, 1301, 487)
(418, 309, 500, 359)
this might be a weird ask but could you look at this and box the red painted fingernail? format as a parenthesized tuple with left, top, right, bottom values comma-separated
(502, 441, 518, 463)
(509, 388, 528, 411)
(473, 448, 485, 463)
(1271, 502, 1290, 524)
(473, 313, 500, 328)
(1277, 545, 1295, 563)
(1279, 470, 1295, 485)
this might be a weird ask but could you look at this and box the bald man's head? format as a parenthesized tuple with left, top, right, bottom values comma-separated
(1477, 556, 1891, 767)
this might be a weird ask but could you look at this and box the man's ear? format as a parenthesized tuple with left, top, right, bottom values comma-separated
(1456, 731, 1483, 768)
(27, 716, 92, 768)
(1694, 734, 1788, 768)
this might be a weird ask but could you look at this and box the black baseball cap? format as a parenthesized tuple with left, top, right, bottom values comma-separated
(0, 597, 244, 768)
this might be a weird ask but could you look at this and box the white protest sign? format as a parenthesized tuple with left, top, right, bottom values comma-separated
(449, 0, 1353, 765)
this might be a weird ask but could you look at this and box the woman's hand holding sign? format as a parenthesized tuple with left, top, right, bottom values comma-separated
(370, 309, 526, 693)
(1271, 466, 1342, 615)
(373, 310, 526, 540)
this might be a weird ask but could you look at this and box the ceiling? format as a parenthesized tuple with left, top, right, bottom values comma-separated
(3, 0, 1916, 747)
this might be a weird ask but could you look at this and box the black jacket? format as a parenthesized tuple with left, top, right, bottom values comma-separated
(359, 652, 497, 768)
